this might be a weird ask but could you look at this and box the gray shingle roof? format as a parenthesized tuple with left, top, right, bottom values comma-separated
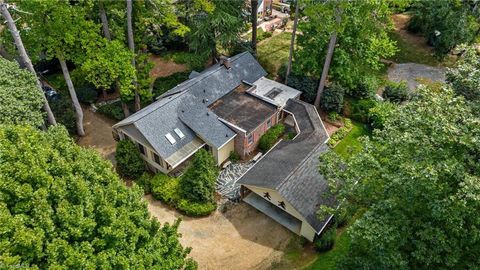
(238, 99, 334, 232)
(113, 52, 266, 160)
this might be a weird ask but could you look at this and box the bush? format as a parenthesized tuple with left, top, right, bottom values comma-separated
(180, 149, 219, 203)
(151, 174, 181, 205)
(76, 84, 98, 104)
(350, 99, 377, 123)
(115, 140, 145, 179)
(383, 81, 409, 103)
(49, 96, 76, 135)
(352, 75, 378, 99)
(136, 172, 153, 194)
(258, 124, 285, 152)
(328, 111, 340, 122)
(177, 199, 217, 217)
(97, 101, 125, 121)
(320, 83, 345, 113)
(229, 151, 240, 162)
(368, 101, 396, 130)
(314, 227, 336, 252)
(327, 118, 353, 148)
(152, 72, 190, 97)
(343, 118, 353, 129)
(335, 207, 351, 228)
(285, 74, 319, 103)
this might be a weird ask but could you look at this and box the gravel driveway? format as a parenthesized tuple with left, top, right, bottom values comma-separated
(146, 196, 293, 270)
(388, 63, 446, 91)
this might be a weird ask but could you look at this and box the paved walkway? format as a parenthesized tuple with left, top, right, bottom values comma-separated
(388, 63, 446, 91)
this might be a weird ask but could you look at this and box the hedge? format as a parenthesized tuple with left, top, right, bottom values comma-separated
(383, 81, 409, 103)
(320, 83, 345, 113)
(327, 118, 352, 148)
(258, 124, 285, 152)
(115, 140, 145, 179)
(177, 199, 217, 217)
(314, 227, 336, 252)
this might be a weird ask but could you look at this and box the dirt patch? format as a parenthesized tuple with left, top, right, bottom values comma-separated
(149, 55, 188, 79)
(391, 13, 433, 54)
(77, 106, 117, 164)
(146, 196, 293, 270)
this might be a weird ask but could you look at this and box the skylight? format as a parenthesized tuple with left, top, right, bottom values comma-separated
(165, 133, 176, 144)
(174, 128, 185, 139)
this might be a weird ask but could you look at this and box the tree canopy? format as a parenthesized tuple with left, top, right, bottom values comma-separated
(296, 0, 396, 89)
(0, 125, 196, 269)
(180, 149, 218, 203)
(319, 86, 480, 269)
(0, 58, 43, 127)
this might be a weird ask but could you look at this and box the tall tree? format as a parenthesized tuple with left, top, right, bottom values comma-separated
(285, 0, 299, 84)
(0, 58, 44, 126)
(0, 124, 197, 269)
(251, 0, 258, 55)
(296, 0, 396, 91)
(126, 0, 141, 112)
(98, 1, 111, 41)
(319, 86, 480, 269)
(187, 0, 246, 62)
(180, 149, 219, 203)
(0, 0, 56, 125)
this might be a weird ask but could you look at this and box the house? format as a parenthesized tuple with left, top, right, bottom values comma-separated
(237, 98, 334, 242)
(112, 52, 300, 174)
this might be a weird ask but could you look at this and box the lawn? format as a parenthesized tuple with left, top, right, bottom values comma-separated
(305, 226, 351, 270)
(333, 121, 369, 159)
(257, 32, 292, 77)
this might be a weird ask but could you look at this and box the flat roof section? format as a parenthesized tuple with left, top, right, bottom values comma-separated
(250, 77, 301, 107)
(209, 83, 277, 133)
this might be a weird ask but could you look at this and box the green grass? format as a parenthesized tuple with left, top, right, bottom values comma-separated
(333, 121, 369, 159)
(387, 32, 442, 66)
(257, 32, 292, 76)
(305, 228, 351, 270)
(161, 51, 208, 70)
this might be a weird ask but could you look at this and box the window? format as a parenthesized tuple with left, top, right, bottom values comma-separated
(247, 134, 253, 145)
(174, 128, 185, 139)
(138, 144, 146, 155)
(267, 119, 272, 128)
(153, 152, 161, 165)
(165, 133, 176, 144)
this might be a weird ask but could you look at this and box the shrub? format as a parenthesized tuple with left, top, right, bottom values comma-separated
(151, 174, 181, 205)
(76, 85, 98, 104)
(320, 83, 345, 113)
(343, 118, 353, 129)
(350, 99, 377, 123)
(180, 149, 219, 203)
(256, 28, 273, 42)
(152, 72, 190, 97)
(352, 75, 378, 99)
(115, 140, 145, 179)
(177, 199, 217, 217)
(328, 111, 340, 122)
(314, 227, 336, 252)
(136, 172, 153, 194)
(229, 151, 240, 162)
(258, 124, 285, 152)
(97, 101, 125, 121)
(383, 81, 409, 103)
(285, 74, 319, 103)
(49, 96, 76, 135)
(335, 207, 351, 228)
(368, 101, 396, 130)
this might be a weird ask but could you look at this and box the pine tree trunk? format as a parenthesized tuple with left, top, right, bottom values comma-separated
(285, 0, 300, 84)
(251, 0, 258, 55)
(122, 102, 130, 118)
(0, 2, 57, 126)
(99, 1, 111, 41)
(314, 8, 341, 109)
(59, 57, 85, 136)
(126, 0, 141, 112)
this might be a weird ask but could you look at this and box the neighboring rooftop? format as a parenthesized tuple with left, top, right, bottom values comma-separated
(113, 52, 267, 162)
(249, 77, 301, 107)
(238, 99, 333, 232)
(209, 82, 277, 133)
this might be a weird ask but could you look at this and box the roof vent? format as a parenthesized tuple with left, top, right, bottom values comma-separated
(206, 112, 210, 116)
(203, 89, 206, 93)
(225, 134, 228, 137)
(220, 56, 232, 70)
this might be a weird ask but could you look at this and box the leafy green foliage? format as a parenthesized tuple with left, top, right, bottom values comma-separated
(0, 58, 43, 127)
(97, 101, 125, 121)
(258, 124, 286, 152)
(115, 140, 145, 179)
(187, 0, 247, 58)
(75, 84, 98, 104)
(349, 98, 377, 123)
(177, 199, 217, 217)
(351, 75, 378, 99)
(319, 86, 480, 269)
(152, 174, 182, 205)
(136, 172, 154, 194)
(49, 95, 77, 134)
(180, 149, 219, 203)
(296, 0, 396, 88)
(332, 121, 369, 159)
(152, 71, 190, 97)
(163, 51, 209, 70)
(229, 151, 241, 162)
(368, 101, 396, 130)
(256, 28, 273, 42)
(446, 45, 480, 106)
(327, 119, 352, 148)
(408, 1, 480, 56)
(320, 83, 345, 113)
(314, 228, 336, 252)
(383, 81, 409, 103)
(284, 73, 319, 103)
(0, 125, 196, 269)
